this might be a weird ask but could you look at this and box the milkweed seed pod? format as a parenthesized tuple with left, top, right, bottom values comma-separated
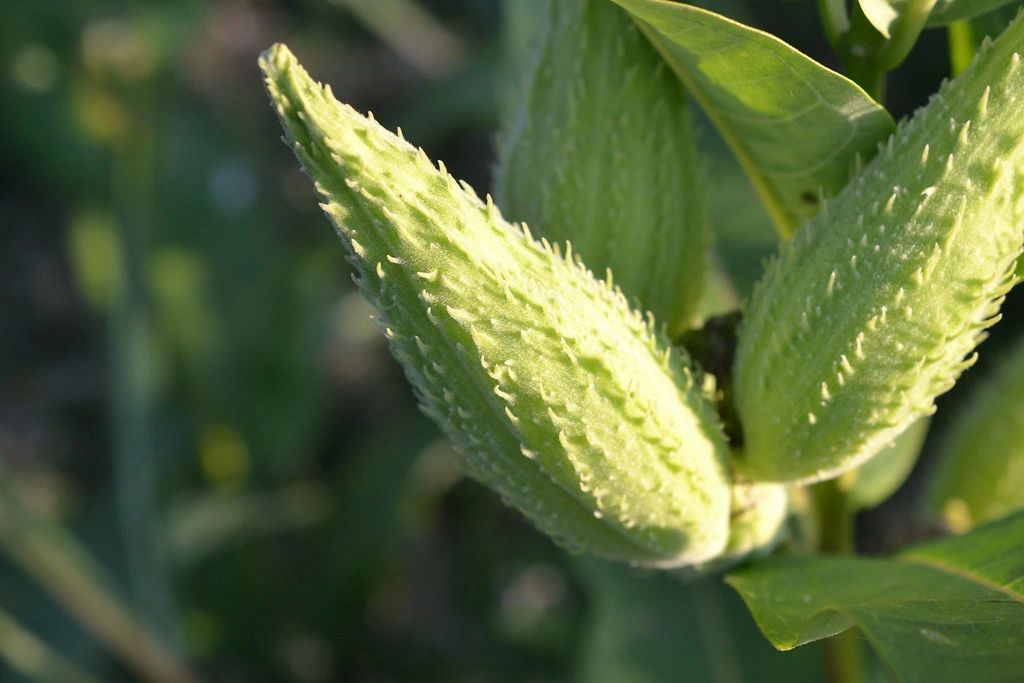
(260, 45, 731, 566)
(925, 338, 1024, 532)
(720, 483, 788, 564)
(675, 482, 788, 579)
(495, 0, 708, 337)
(708, 483, 786, 569)
(734, 14, 1024, 483)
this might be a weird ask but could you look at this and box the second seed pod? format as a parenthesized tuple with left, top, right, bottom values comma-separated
(262, 44, 732, 566)
(734, 15, 1024, 483)
(496, 0, 708, 337)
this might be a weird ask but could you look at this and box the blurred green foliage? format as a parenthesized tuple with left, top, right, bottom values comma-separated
(3, 0, 1024, 681)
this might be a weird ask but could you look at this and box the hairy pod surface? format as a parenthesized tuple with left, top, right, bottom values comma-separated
(925, 338, 1024, 532)
(495, 0, 707, 336)
(720, 483, 788, 563)
(261, 45, 731, 566)
(712, 482, 788, 569)
(675, 482, 788, 579)
(734, 14, 1024, 483)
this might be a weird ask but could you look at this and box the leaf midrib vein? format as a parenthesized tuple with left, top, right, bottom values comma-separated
(900, 553, 1024, 603)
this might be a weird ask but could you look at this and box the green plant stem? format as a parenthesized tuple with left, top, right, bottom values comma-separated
(817, 0, 850, 50)
(838, 0, 937, 100)
(844, 57, 886, 101)
(110, 89, 179, 644)
(876, 0, 939, 71)
(947, 20, 976, 75)
(838, 2, 888, 101)
(814, 480, 865, 683)
(824, 630, 868, 683)
(0, 607, 105, 683)
(0, 483, 199, 683)
(814, 479, 854, 555)
(815, 0, 883, 99)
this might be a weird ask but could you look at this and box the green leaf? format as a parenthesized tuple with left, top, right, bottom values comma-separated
(727, 511, 1024, 682)
(610, 0, 895, 237)
(840, 417, 930, 510)
(575, 558, 823, 682)
(928, 0, 1023, 27)
(925, 336, 1024, 532)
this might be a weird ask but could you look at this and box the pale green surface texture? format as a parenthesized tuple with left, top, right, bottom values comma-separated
(720, 483, 788, 561)
(611, 0, 894, 236)
(697, 482, 788, 575)
(928, 0, 1023, 26)
(727, 511, 1024, 682)
(674, 481, 789, 580)
(925, 337, 1024, 531)
(496, 0, 708, 336)
(842, 417, 930, 510)
(260, 45, 732, 566)
(734, 13, 1024, 483)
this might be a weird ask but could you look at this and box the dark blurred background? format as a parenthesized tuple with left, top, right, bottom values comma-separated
(2, 0, 1022, 681)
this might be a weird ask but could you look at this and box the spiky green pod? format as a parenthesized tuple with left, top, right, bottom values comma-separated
(925, 338, 1024, 532)
(716, 482, 788, 565)
(495, 0, 707, 336)
(676, 482, 788, 578)
(734, 15, 1024, 483)
(260, 45, 731, 566)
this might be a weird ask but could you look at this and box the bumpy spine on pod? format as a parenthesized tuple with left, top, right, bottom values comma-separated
(734, 13, 1024, 484)
(260, 45, 731, 566)
(925, 336, 1024, 531)
(495, 0, 708, 337)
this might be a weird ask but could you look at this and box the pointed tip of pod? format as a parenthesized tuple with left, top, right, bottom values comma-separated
(263, 43, 735, 570)
(260, 43, 417, 171)
(259, 42, 295, 75)
(260, 43, 331, 118)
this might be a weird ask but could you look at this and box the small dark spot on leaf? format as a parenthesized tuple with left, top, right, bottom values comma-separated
(801, 191, 819, 205)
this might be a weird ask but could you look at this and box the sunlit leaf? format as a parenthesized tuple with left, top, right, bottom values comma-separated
(611, 0, 895, 236)
(727, 511, 1024, 682)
